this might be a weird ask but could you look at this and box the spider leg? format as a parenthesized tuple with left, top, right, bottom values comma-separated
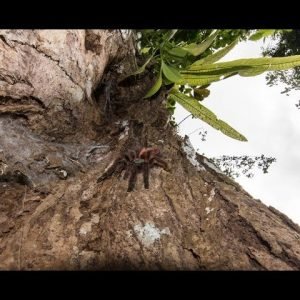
(143, 162, 150, 189)
(115, 160, 129, 179)
(115, 159, 127, 172)
(97, 161, 119, 182)
(127, 165, 138, 192)
(97, 158, 126, 182)
(123, 165, 131, 179)
(151, 157, 169, 171)
(122, 151, 137, 179)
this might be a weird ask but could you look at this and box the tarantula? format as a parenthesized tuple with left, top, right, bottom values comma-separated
(97, 147, 168, 192)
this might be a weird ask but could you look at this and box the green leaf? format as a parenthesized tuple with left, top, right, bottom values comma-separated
(141, 47, 151, 54)
(239, 67, 266, 76)
(144, 68, 162, 98)
(184, 87, 193, 93)
(168, 91, 247, 141)
(249, 29, 275, 41)
(181, 55, 300, 79)
(191, 39, 239, 66)
(182, 30, 219, 56)
(166, 47, 189, 58)
(163, 76, 174, 85)
(178, 54, 300, 88)
(164, 30, 178, 42)
(162, 61, 182, 83)
(176, 74, 226, 86)
(129, 54, 154, 76)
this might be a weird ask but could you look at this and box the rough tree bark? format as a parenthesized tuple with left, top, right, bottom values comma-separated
(0, 30, 299, 270)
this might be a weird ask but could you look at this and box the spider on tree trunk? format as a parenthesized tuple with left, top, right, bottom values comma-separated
(97, 147, 169, 192)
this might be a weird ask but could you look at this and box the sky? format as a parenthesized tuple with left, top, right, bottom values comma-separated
(174, 37, 300, 225)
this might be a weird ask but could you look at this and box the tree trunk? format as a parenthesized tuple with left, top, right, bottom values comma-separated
(0, 30, 299, 270)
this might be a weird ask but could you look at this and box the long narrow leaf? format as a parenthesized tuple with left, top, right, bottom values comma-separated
(177, 74, 225, 86)
(191, 39, 239, 66)
(178, 55, 300, 85)
(164, 30, 178, 42)
(239, 67, 267, 76)
(144, 69, 162, 98)
(129, 54, 154, 77)
(167, 47, 189, 58)
(249, 29, 275, 41)
(182, 30, 219, 56)
(184, 55, 300, 74)
(169, 91, 247, 141)
(162, 61, 182, 83)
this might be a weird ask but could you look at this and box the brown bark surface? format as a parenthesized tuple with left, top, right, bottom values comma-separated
(0, 30, 299, 270)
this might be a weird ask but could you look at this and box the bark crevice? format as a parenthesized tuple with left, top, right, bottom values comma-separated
(4, 36, 83, 91)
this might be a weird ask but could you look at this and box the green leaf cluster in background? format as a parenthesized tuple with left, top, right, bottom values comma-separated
(128, 29, 300, 141)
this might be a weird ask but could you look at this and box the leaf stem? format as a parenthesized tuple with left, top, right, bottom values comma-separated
(177, 113, 192, 126)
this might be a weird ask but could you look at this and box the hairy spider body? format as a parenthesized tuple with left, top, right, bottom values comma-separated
(139, 147, 168, 190)
(97, 146, 168, 192)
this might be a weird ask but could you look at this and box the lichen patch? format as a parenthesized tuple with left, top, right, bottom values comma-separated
(182, 137, 205, 171)
(133, 222, 171, 247)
